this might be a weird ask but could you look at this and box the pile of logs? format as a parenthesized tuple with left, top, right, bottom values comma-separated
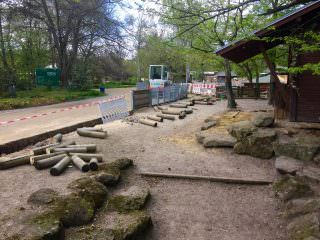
(0, 133, 103, 176)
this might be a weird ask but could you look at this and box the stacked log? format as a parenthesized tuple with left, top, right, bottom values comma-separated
(50, 156, 71, 176)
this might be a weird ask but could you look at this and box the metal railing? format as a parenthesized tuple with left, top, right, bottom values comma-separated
(150, 83, 188, 106)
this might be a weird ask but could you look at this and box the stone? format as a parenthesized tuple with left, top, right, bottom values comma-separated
(68, 177, 108, 209)
(273, 175, 314, 202)
(287, 213, 320, 240)
(94, 172, 120, 186)
(27, 188, 60, 206)
(275, 156, 303, 175)
(273, 134, 320, 161)
(227, 120, 257, 140)
(108, 186, 150, 213)
(297, 166, 320, 184)
(203, 133, 236, 148)
(65, 211, 152, 240)
(201, 120, 217, 131)
(313, 154, 320, 164)
(252, 112, 274, 127)
(234, 128, 277, 159)
(285, 198, 320, 219)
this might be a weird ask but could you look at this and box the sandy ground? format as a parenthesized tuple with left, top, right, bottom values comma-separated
(0, 99, 286, 240)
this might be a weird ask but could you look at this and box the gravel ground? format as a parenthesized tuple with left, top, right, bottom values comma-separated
(0, 99, 286, 240)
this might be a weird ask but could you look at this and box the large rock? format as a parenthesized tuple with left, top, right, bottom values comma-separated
(234, 128, 277, 159)
(252, 112, 274, 127)
(275, 156, 303, 175)
(65, 211, 152, 240)
(201, 120, 217, 131)
(227, 120, 257, 140)
(273, 134, 320, 161)
(273, 175, 314, 202)
(203, 133, 236, 148)
(287, 213, 320, 240)
(108, 186, 150, 213)
(27, 188, 60, 206)
(297, 166, 320, 184)
(68, 177, 108, 209)
(285, 198, 320, 219)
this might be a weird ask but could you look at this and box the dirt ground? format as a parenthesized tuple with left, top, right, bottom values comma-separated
(0, 99, 287, 240)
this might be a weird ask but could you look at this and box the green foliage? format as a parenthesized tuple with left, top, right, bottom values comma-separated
(0, 87, 103, 110)
(102, 81, 136, 89)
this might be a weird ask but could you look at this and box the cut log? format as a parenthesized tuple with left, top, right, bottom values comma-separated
(169, 103, 188, 108)
(161, 109, 183, 115)
(31, 143, 60, 156)
(71, 155, 90, 172)
(179, 101, 194, 106)
(140, 172, 273, 185)
(77, 128, 107, 139)
(194, 101, 213, 105)
(50, 156, 71, 176)
(53, 133, 63, 143)
(139, 119, 157, 127)
(89, 157, 99, 171)
(45, 141, 76, 154)
(179, 112, 186, 119)
(156, 114, 175, 120)
(30, 152, 66, 165)
(69, 153, 103, 162)
(157, 106, 168, 111)
(79, 127, 104, 132)
(0, 154, 32, 170)
(34, 154, 67, 170)
(147, 116, 163, 122)
(65, 144, 97, 153)
(52, 147, 88, 153)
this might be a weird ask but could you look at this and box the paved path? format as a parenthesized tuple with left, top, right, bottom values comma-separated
(0, 88, 133, 146)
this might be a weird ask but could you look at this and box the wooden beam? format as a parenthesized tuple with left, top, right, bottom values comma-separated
(140, 172, 273, 185)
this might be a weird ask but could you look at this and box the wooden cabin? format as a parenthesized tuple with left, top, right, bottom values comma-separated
(216, 1, 320, 123)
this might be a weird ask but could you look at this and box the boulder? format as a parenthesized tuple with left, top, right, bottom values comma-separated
(93, 172, 120, 186)
(65, 211, 152, 240)
(227, 120, 257, 140)
(297, 166, 320, 184)
(273, 175, 314, 202)
(234, 128, 277, 159)
(273, 134, 320, 162)
(285, 198, 320, 219)
(252, 112, 274, 127)
(27, 188, 60, 206)
(203, 133, 236, 148)
(201, 120, 217, 131)
(275, 156, 303, 175)
(108, 186, 150, 213)
(287, 213, 320, 240)
(68, 177, 108, 209)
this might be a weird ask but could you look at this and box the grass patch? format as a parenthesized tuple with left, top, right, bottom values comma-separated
(0, 87, 104, 110)
(102, 81, 136, 89)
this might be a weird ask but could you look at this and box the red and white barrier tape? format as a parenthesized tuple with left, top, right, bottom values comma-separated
(0, 95, 125, 127)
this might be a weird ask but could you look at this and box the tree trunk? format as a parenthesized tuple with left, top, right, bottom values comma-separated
(224, 59, 237, 108)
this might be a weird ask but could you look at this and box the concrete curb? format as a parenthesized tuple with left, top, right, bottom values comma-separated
(0, 118, 103, 154)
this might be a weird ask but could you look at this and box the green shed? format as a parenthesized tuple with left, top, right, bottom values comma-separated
(35, 68, 61, 87)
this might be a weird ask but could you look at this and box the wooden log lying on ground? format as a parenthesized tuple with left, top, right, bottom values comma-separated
(139, 119, 157, 127)
(77, 128, 107, 139)
(65, 144, 97, 152)
(46, 141, 76, 154)
(53, 133, 63, 143)
(179, 101, 194, 106)
(179, 112, 186, 119)
(52, 147, 88, 153)
(147, 116, 163, 122)
(156, 114, 175, 120)
(30, 152, 65, 165)
(169, 103, 188, 108)
(50, 156, 71, 176)
(69, 153, 103, 162)
(0, 154, 32, 170)
(140, 172, 273, 185)
(89, 157, 99, 171)
(80, 127, 104, 132)
(71, 155, 90, 172)
(194, 101, 213, 105)
(161, 109, 183, 115)
(35, 154, 67, 170)
(31, 143, 60, 155)
(157, 106, 168, 111)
